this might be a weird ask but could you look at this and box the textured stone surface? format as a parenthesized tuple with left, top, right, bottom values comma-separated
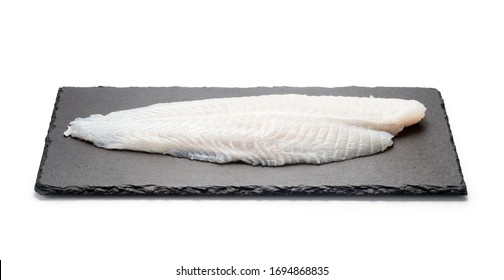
(35, 87, 467, 195)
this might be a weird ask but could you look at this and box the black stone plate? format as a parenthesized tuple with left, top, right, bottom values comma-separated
(35, 87, 467, 195)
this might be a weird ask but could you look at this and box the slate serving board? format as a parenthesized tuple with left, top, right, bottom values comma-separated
(35, 87, 467, 195)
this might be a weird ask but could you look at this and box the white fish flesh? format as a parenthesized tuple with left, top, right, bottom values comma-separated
(64, 94, 426, 166)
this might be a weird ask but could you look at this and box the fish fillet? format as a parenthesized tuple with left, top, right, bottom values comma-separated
(64, 94, 426, 166)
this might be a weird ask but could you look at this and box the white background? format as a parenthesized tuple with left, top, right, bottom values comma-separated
(1, 0, 503, 279)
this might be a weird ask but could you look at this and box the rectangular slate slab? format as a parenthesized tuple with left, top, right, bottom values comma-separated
(35, 87, 467, 195)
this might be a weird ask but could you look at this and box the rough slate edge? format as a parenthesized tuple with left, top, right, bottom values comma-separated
(34, 86, 467, 196)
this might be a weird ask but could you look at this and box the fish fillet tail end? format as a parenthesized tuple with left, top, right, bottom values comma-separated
(63, 126, 72, 137)
(382, 131, 394, 150)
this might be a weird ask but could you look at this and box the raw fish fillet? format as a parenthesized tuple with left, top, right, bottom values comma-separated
(64, 94, 426, 166)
